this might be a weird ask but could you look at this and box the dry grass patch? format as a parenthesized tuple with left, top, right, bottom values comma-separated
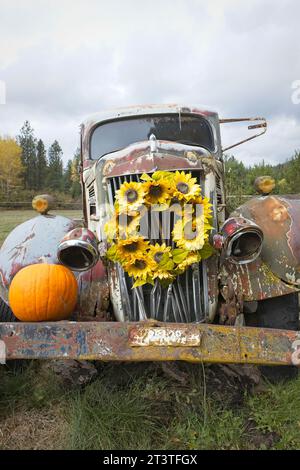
(0, 403, 67, 450)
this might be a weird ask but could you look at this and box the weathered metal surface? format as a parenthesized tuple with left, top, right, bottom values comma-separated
(100, 143, 211, 178)
(221, 257, 297, 302)
(0, 215, 78, 303)
(218, 278, 243, 325)
(107, 262, 126, 322)
(206, 255, 219, 321)
(129, 326, 202, 347)
(0, 321, 300, 366)
(233, 195, 300, 286)
(77, 260, 110, 321)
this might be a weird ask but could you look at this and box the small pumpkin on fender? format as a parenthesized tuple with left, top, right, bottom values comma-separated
(8, 264, 78, 322)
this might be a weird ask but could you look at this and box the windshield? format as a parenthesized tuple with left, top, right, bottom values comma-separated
(90, 114, 214, 159)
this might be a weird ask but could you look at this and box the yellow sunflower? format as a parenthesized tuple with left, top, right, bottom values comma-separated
(105, 170, 215, 285)
(175, 251, 200, 274)
(167, 196, 185, 218)
(173, 216, 211, 251)
(115, 237, 149, 262)
(191, 195, 213, 221)
(104, 212, 140, 241)
(148, 170, 175, 182)
(153, 270, 175, 283)
(143, 179, 171, 206)
(147, 243, 174, 282)
(104, 218, 117, 241)
(116, 181, 145, 212)
(123, 254, 156, 280)
(171, 171, 201, 202)
(149, 243, 172, 264)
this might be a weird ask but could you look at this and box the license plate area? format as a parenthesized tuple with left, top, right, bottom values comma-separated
(129, 326, 202, 347)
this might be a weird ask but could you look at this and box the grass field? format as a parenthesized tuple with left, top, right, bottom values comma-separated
(1, 361, 300, 450)
(0, 209, 82, 247)
(1, 210, 300, 450)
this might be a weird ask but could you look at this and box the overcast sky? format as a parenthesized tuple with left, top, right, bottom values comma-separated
(0, 0, 299, 165)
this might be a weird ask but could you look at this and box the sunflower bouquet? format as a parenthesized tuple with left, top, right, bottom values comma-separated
(105, 170, 214, 288)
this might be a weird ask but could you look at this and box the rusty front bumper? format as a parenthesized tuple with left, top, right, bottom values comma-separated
(0, 321, 300, 366)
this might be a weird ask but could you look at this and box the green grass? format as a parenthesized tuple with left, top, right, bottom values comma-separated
(0, 209, 83, 246)
(68, 377, 163, 450)
(247, 379, 300, 449)
(1, 362, 300, 450)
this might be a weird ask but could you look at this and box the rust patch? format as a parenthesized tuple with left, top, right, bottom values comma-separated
(232, 195, 300, 287)
(0, 321, 299, 366)
(129, 325, 202, 347)
(221, 258, 297, 302)
(77, 261, 110, 321)
(102, 147, 207, 178)
(218, 279, 243, 324)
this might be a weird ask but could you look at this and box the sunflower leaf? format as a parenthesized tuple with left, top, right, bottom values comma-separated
(172, 248, 189, 264)
(159, 254, 174, 271)
(159, 278, 174, 288)
(164, 260, 175, 270)
(140, 173, 152, 181)
(158, 252, 170, 266)
(132, 276, 154, 288)
(106, 244, 118, 261)
(152, 170, 174, 181)
(146, 276, 155, 286)
(132, 277, 147, 288)
(199, 243, 215, 259)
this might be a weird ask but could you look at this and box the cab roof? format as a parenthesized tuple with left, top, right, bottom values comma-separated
(81, 104, 220, 162)
(81, 103, 218, 129)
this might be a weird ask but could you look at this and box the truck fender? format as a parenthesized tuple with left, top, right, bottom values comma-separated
(221, 195, 300, 301)
(0, 214, 77, 303)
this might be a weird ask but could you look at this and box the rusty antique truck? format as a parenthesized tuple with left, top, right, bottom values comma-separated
(0, 104, 300, 380)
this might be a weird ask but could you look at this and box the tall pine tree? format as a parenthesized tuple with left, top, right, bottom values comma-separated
(36, 139, 48, 190)
(70, 147, 81, 198)
(63, 159, 73, 192)
(17, 121, 37, 189)
(47, 140, 63, 190)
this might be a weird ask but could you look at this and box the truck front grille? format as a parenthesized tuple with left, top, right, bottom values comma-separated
(106, 172, 209, 323)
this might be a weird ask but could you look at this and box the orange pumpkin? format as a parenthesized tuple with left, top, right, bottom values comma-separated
(9, 264, 78, 322)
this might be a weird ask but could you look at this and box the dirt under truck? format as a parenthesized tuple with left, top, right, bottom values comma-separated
(0, 104, 300, 380)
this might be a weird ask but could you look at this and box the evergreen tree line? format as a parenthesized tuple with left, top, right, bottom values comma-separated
(1, 120, 299, 206)
(224, 151, 300, 210)
(16, 120, 81, 198)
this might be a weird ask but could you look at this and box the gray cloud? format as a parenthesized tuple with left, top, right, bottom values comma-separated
(0, 0, 299, 164)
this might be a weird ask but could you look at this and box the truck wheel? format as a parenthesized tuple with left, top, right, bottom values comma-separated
(0, 297, 17, 322)
(245, 293, 299, 382)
